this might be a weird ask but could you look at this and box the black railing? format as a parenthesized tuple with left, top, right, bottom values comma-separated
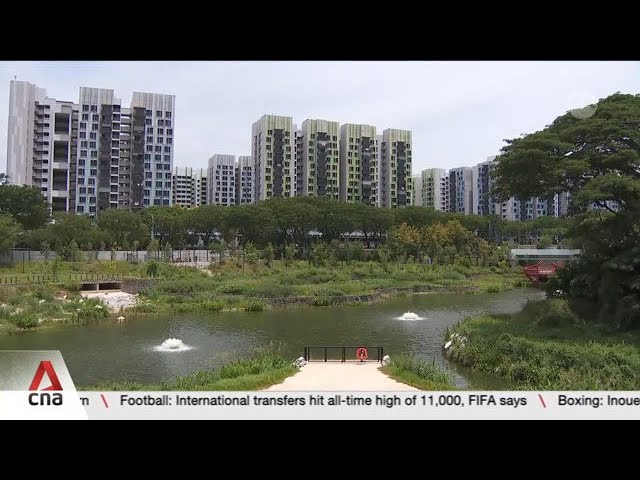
(0, 273, 128, 286)
(303, 346, 384, 363)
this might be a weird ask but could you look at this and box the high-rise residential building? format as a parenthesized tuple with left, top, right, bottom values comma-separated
(472, 157, 496, 216)
(296, 119, 340, 199)
(339, 123, 378, 205)
(421, 168, 449, 211)
(172, 167, 195, 207)
(449, 167, 473, 214)
(207, 154, 236, 206)
(235, 156, 253, 204)
(412, 175, 423, 207)
(5, 80, 174, 216)
(294, 127, 303, 196)
(172, 167, 207, 207)
(131, 92, 175, 209)
(6, 81, 78, 213)
(379, 129, 412, 208)
(251, 115, 294, 201)
(194, 168, 207, 207)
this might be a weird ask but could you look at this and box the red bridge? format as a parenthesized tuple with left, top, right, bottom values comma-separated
(523, 261, 562, 283)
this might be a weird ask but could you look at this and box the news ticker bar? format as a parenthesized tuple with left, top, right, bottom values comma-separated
(3, 391, 640, 419)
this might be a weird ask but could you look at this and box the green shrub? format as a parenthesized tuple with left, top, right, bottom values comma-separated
(245, 301, 265, 312)
(10, 314, 39, 329)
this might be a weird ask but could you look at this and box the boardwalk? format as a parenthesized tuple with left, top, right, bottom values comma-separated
(264, 362, 419, 391)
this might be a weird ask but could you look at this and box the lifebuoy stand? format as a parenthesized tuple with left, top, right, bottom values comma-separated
(356, 347, 368, 362)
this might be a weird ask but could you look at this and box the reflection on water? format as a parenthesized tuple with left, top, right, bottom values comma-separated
(0, 288, 545, 387)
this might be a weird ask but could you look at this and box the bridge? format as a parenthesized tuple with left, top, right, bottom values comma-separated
(523, 261, 562, 283)
(510, 248, 581, 266)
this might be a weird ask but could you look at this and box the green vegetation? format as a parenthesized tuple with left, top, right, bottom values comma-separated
(381, 355, 455, 390)
(0, 284, 110, 334)
(493, 93, 640, 330)
(83, 344, 297, 391)
(444, 299, 640, 390)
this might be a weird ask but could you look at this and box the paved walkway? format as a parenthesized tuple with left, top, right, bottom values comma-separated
(264, 362, 419, 391)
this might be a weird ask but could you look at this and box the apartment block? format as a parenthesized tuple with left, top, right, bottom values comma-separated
(194, 169, 207, 207)
(472, 157, 496, 216)
(339, 123, 378, 205)
(295, 119, 340, 199)
(236, 155, 253, 204)
(412, 175, 423, 207)
(5, 80, 174, 217)
(251, 115, 294, 201)
(378, 129, 412, 208)
(421, 168, 449, 211)
(449, 167, 473, 214)
(207, 154, 237, 206)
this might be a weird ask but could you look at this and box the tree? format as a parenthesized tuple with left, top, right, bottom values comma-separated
(0, 185, 50, 230)
(97, 209, 148, 250)
(262, 243, 275, 267)
(493, 93, 640, 329)
(387, 223, 422, 261)
(0, 214, 21, 256)
(46, 213, 100, 257)
(283, 243, 296, 270)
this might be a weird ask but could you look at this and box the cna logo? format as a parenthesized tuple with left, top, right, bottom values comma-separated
(29, 360, 63, 391)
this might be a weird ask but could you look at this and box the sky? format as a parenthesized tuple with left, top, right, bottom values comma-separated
(1, 61, 639, 174)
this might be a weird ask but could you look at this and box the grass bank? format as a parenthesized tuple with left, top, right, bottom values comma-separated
(0, 284, 110, 334)
(81, 344, 297, 391)
(131, 260, 527, 314)
(381, 355, 456, 390)
(444, 299, 640, 390)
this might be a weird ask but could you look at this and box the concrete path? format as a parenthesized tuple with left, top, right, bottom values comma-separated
(264, 362, 419, 391)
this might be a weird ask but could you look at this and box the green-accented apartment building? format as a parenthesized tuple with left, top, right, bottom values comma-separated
(379, 128, 412, 208)
(251, 114, 294, 201)
(296, 119, 340, 199)
(339, 123, 378, 206)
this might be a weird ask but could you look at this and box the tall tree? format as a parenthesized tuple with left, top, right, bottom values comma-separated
(0, 214, 21, 255)
(493, 93, 640, 329)
(97, 209, 148, 249)
(0, 185, 50, 230)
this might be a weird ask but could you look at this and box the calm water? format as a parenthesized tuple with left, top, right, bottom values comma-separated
(0, 289, 545, 388)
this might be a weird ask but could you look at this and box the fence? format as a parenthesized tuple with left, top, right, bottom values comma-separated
(0, 249, 218, 265)
(303, 346, 384, 363)
(0, 272, 131, 287)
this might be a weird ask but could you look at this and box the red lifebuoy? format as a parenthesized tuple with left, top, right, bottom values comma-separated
(356, 347, 368, 362)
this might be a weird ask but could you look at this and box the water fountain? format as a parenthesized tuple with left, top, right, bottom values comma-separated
(153, 338, 193, 352)
(396, 312, 426, 321)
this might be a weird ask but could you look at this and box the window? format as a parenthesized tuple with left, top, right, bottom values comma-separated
(166, 111, 171, 118)
(91, 160, 97, 167)
(80, 122, 86, 130)
(89, 142, 96, 149)
(156, 110, 162, 117)
(156, 181, 163, 188)
(156, 173, 163, 179)
(157, 128, 164, 135)
(79, 132, 86, 139)
(157, 137, 163, 144)
(164, 146, 171, 153)
(164, 163, 171, 170)
(164, 173, 171, 179)
(90, 105, 97, 112)
(81, 141, 88, 148)
(154, 154, 161, 161)
(145, 181, 152, 188)
(78, 159, 86, 166)
(145, 172, 152, 178)
(167, 138, 172, 145)
(157, 119, 164, 126)
(82, 113, 89, 121)
(79, 196, 86, 204)
(90, 169, 97, 176)
(147, 136, 153, 143)
(80, 149, 87, 157)
(92, 123, 98, 131)
(155, 164, 162, 171)
(146, 145, 153, 152)
(167, 128, 173, 135)
(165, 120, 171, 127)
(144, 154, 151, 161)
(155, 146, 162, 152)
(164, 155, 170, 162)
(78, 169, 85, 176)
(82, 105, 89, 112)
(88, 178, 95, 185)
(146, 110, 152, 117)
(91, 151, 97, 158)
(145, 118, 152, 126)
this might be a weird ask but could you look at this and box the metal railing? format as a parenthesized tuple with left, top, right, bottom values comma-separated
(0, 273, 129, 286)
(303, 346, 384, 363)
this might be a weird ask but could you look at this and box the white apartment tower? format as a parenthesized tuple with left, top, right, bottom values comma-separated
(421, 168, 449, 211)
(236, 156, 253, 204)
(379, 129, 412, 208)
(194, 169, 208, 206)
(339, 123, 378, 205)
(472, 158, 496, 216)
(251, 115, 294, 201)
(207, 154, 237, 206)
(412, 175, 423, 207)
(131, 92, 175, 208)
(449, 167, 473, 214)
(6, 81, 78, 213)
(172, 167, 196, 207)
(5, 80, 174, 216)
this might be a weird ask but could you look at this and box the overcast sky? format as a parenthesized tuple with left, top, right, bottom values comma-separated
(1, 61, 638, 174)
